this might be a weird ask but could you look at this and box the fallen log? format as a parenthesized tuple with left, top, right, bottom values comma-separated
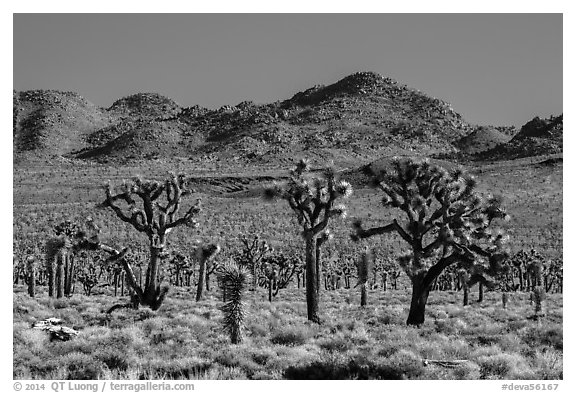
(422, 359, 469, 368)
(32, 318, 78, 341)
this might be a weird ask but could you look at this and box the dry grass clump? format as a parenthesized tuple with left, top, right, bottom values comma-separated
(12, 287, 563, 380)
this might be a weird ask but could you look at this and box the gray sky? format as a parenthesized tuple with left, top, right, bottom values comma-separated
(13, 14, 562, 127)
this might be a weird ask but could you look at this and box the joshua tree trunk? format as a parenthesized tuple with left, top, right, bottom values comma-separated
(518, 267, 524, 291)
(360, 283, 367, 307)
(196, 256, 207, 301)
(252, 263, 258, 291)
(143, 245, 161, 303)
(315, 243, 322, 299)
(406, 275, 430, 326)
(305, 235, 320, 323)
(477, 282, 484, 303)
(64, 254, 74, 297)
(114, 272, 119, 296)
(27, 257, 36, 297)
(56, 255, 64, 299)
(268, 278, 273, 302)
(45, 247, 57, 297)
(463, 283, 469, 306)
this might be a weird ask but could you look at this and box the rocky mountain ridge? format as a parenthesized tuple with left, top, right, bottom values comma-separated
(13, 72, 562, 167)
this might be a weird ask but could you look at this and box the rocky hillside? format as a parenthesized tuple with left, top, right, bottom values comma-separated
(108, 93, 181, 119)
(14, 72, 559, 167)
(475, 115, 563, 160)
(13, 90, 112, 161)
(454, 126, 513, 154)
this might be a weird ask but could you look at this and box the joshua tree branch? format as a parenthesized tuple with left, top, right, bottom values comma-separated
(422, 253, 461, 289)
(105, 196, 149, 233)
(422, 236, 444, 257)
(352, 221, 396, 240)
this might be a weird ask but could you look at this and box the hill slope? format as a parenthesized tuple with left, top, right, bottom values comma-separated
(75, 72, 476, 165)
(476, 115, 563, 160)
(14, 72, 559, 167)
(13, 90, 112, 161)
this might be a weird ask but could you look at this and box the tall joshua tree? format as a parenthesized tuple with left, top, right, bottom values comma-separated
(264, 159, 352, 323)
(44, 221, 79, 298)
(352, 158, 509, 326)
(101, 173, 215, 311)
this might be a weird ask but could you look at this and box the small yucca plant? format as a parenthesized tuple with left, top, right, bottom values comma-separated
(218, 262, 252, 344)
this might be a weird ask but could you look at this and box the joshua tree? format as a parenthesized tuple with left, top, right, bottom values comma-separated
(75, 252, 99, 296)
(259, 253, 301, 301)
(352, 158, 509, 326)
(235, 233, 270, 291)
(264, 159, 352, 323)
(99, 173, 217, 311)
(167, 251, 189, 286)
(527, 256, 546, 318)
(195, 243, 221, 301)
(544, 257, 563, 293)
(53, 220, 82, 297)
(44, 221, 78, 298)
(218, 262, 251, 344)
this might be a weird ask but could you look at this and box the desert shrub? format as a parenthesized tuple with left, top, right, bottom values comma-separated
(14, 324, 49, 352)
(498, 334, 530, 353)
(247, 321, 269, 338)
(213, 348, 262, 377)
(205, 365, 248, 380)
(532, 350, 563, 380)
(318, 333, 352, 352)
(476, 353, 531, 379)
(141, 357, 212, 379)
(451, 361, 482, 380)
(383, 349, 425, 378)
(441, 338, 473, 359)
(250, 369, 282, 379)
(470, 345, 503, 359)
(521, 326, 563, 350)
(249, 347, 278, 366)
(60, 352, 107, 379)
(93, 347, 131, 371)
(376, 342, 400, 357)
(13, 349, 57, 378)
(430, 309, 449, 320)
(105, 326, 141, 347)
(270, 325, 311, 346)
(507, 318, 530, 331)
(434, 317, 468, 335)
(335, 319, 357, 332)
(47, 337, 94, 357)
(52, 299, 72, 309)
(284, 352, 411, 380)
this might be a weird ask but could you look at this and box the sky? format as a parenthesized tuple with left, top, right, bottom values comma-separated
(13, 13, 562, 127)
